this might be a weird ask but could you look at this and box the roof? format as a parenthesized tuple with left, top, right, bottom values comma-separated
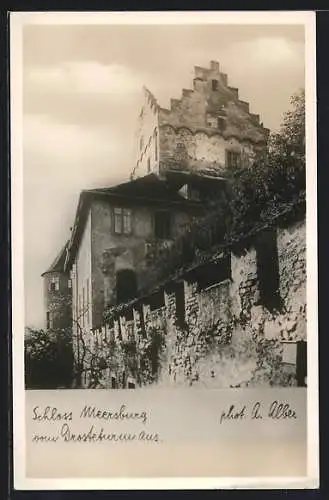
(42, 241, 69, 277)
(85, 173, 196, 203)
(64, 174, 204, 271)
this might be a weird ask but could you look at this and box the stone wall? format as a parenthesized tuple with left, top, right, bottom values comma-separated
(76, 215, 306, 389)
(132, 87, 160, 179)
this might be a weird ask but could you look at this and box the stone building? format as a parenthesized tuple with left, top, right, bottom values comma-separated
(41, 61, 306, 389)
(131, 60, 270, 180)
(41, 241, 72, 331)
(63, 174, 225, 341)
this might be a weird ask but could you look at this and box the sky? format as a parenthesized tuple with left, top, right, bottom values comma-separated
(22, 22, 305, 328)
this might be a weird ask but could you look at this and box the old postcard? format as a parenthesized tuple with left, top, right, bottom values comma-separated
(11, 11, 318, 489)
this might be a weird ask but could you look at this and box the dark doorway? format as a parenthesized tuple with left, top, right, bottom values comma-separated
(116, 269, 137, 304)
(296, 341, 307, 387)
(255, 228, 282, 312)
(111, 377, 117, 389)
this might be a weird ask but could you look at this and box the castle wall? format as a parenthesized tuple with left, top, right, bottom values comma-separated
(159, 124, 256, 175)
(78, 215, 306, 389)
(132, 89, 160, 179)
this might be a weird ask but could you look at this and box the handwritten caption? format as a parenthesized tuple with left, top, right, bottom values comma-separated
(219, 400, 298, 424)
(30, 399, 299, 444)
(31, 404, 161, 444)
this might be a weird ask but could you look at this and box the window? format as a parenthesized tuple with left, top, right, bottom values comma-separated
(49, 276, 60, 292)
(212, 79, 219, 91)
(116, 269, 138, 304)
(226, 150, 241, 169)
(68, 279, 72, 289)
(207, 116, 218, 128)
(154, 128, 158, 161)
(46, 311, 51, 329)
(154, 211, 171, 239)
(188, 185, 200, 201)
(128, 381, 136, 389)
(114, 208, 132, 235)
(149, 290, 165, 311)
(147, 157, 151, 173)
(255, 229, 282, 312)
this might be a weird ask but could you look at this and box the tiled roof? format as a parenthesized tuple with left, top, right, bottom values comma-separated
(41, 241, 69, 276)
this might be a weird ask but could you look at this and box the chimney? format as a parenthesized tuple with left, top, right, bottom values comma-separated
(210, 61, 220, 72)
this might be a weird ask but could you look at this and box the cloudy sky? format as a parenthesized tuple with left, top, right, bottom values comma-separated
(22, 22, 305, 328)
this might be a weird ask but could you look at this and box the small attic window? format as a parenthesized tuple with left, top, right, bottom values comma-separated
(207, 116, 218, 128)
(49, 276, 60, 292)
(211, 79, 219, 91)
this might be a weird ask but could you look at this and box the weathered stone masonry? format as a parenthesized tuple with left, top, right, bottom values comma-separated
(80, 207, 306, 389)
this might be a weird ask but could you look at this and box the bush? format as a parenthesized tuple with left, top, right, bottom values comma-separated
(25, 327, 73, 389)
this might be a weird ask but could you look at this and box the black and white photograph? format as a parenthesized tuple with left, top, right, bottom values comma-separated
(11, 11, 318, 488)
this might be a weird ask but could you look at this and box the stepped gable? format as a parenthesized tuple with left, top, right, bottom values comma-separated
(158, 60, 269, 144)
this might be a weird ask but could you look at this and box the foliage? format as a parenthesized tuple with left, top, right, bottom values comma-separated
(138, 327, 166, 385)
(224, 89, 305, 235)
(25, 327, 73, 389)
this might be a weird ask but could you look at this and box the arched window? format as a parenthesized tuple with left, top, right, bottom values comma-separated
(116, 269, 138, 305)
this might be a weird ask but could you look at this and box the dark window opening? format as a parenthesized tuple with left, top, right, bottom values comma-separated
(49, 276, 60, 292)
(196, 254, 231, 291)
(154, 211, 171, 239)
(128, 381, 136, 389)
(188, 185, 200, 201)
(46, 311, 51, 330)
(226, 150, 241, 169)
(149, 290, 165, 311)
(116, 269, 138, 305)
(211, 79, 219, 91)
(255, 229, 282, 312)
(175, 281, 185, 328)
(296, 341, 307, 387)
(125, 308, 134, 321)
(111, 377, 117, 389)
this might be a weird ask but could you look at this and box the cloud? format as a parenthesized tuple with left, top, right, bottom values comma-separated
(26, 60, 146, 97)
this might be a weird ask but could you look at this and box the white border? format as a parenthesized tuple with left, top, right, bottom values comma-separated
(11, 10, 318, 490)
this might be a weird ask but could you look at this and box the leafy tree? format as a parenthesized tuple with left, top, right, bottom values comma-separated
(224, 88, 305, 233)
(25, 327, 74, 389)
